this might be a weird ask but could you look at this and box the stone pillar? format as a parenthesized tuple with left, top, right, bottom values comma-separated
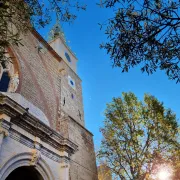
(0, 128, 8, 150)
(0, 114, 10, 151)
(59, 158, 70, 180)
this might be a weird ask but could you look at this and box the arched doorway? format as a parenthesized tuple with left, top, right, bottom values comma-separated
(5, 166, 44, 180)
(0, 153, 54, 180)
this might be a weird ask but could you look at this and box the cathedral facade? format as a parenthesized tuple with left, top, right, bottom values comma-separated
(0, 27, 98, 180)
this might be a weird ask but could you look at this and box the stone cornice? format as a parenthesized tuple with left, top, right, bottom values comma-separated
(0, 94, 78, 156)
(1, 120, 70, 163)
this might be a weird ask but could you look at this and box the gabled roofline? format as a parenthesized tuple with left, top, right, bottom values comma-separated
(31, 28, 63, 63)
(31, 28, 82, 81)
(49, 36, 78, 61)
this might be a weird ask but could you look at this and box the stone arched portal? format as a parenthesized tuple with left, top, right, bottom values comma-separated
(0, 152, 54, 180)
(6, 166, 43, 180)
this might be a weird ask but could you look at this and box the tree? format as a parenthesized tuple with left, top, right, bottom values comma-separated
(0, 0, 86, 63)
(98, 92, 180, 180)
(98, 162, 113, 180)
(99, 0, 180, 82)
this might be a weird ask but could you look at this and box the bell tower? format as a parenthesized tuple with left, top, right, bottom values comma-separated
(49, 22, 85, 126)
(49, 22, 77, 73)
(0, 21, 98, 180)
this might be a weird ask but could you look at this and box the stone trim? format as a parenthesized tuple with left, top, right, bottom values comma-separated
(0, 152, 54, 180)
(0, 93, 78, 156)
(10, 129, 34, 149)
(8, 127, 70, 163)
(41, 146, 70, 163)
(0, 127, 9, 137)
(1, 116, 70, 164)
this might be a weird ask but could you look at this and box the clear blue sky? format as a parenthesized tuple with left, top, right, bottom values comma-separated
(39, 1, 180, 148)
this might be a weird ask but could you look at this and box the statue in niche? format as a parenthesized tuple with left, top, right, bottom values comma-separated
(9, 73, 19, 92)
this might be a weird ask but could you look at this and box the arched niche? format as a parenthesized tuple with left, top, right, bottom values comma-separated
(0, 152, 54, 180)
(0, 48, 20, 93)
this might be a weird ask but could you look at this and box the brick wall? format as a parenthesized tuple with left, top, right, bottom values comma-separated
(11, 31, 84, 129)
(12, 32, 60, 128)
(10, 30, 97, 179)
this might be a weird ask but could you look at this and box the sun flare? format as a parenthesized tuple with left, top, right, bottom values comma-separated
(156, 165, 173, 180)
(157, 170, 171, 180)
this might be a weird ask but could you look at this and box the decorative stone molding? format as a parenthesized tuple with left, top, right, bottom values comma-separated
(59, 161, 70, 180)
(0, 152, 54, 180)
(30, 149, 41, 166)
(34, 137, 41, 150)
(8, 127, 70, 163)
(0, 127, 9, 137)
(9, 129, 34, 148)
(0, 114, 11, 123)
(0, 93, 78, 158)
(0, 114, 10, 151)
(0, 93, 81, 180)
(1, 93, 50, 126)
(0, 128, 8, 152)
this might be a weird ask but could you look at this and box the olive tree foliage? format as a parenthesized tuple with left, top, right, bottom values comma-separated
(98, 92, 180, 180)
(99, 0, 180, 82)
(0, 0, 86, 63)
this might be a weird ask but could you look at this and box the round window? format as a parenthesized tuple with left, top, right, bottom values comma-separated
(65, 52, 71, 63)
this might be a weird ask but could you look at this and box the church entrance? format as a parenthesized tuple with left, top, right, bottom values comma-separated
(5, 166, 44, 180)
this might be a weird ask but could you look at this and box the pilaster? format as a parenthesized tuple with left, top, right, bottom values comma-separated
(0, 114, 10, 151)
(59, 158, 70, 180)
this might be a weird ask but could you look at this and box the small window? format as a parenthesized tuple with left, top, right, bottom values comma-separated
(63, 97, 66, 106)
(68, 76, 76, 90)
(65, 52, 71, 63)
(0, 72, 10, 92)
(78, 110, 82, 120)
(71, 93, 74, 99)
(70, 80, 74, 86)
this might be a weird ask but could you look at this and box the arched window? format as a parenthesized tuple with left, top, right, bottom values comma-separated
(0, 71, 10, 92)
(0, 51, 19, 93)
(65, 52, 71, 63)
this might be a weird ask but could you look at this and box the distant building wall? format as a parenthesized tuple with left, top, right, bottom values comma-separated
(98, 164, 112, 180)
